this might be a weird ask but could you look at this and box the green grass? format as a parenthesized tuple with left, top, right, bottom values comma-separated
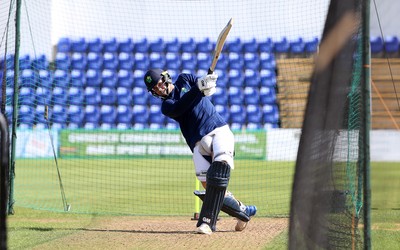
(12, 158, 295, 216)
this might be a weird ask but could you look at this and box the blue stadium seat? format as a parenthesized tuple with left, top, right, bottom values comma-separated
(244, 69, 260, 87)
(215, 53, 229, 71)
(243, 38, 258, 53)
(20, 69, 36, 88)
(243, 53, 260, 70)
(260, 69, 276, 87)
(116, 105, 133, 124)
(228, 86, 244, 105)
(211, 87, 228, 106)
(35, 105, 47, 124)
(181, 52, 197, 70)
(31, 54, 48, 70)
(132, 86, 148, 105)
(148, 104, 165, 124)
(166, 52, 182, 70)
(260, 86, 276, 105)
(5, 87, 13, 105)
(273, 37, 290, 53)
(103, 52, 118, 70)
(117, 69, 134, 88)
(84, 105, 100, 123)
(103, 37, 119, 53)
(118, 38, 134, 53)
(19, 123, 34, 129)
(68, 86, 84, 105)
(70, 69, 85, 87)
(116, 87, 132, 105)
(50, 104, 67, 124)
(215, 104, 229, 122)
(5, 70, 14, 87)
(149, 38, 165, 53)
(55, 52, 71, 70)
(290, 37, 305, 55)
(133, 69, 146, 87)
(149, 52, 166, 69)
(18, 105, 35, 124)
(67, 105, 85, 126)
(226, 38, 242, 53)
(149, 122, 163, 130)
(52, 86, 68, 105)
(260, 52, 276, 70)
(57, 37, 71, 53)
(228, 52, 244, 70)
(19, 87, 35, 106)
(86, 69, 102, 88)
(100, 87, 117, 105)
(5, 105, 13, 124)
(132, 122, 148, 130)
(229, 104, 245, 125)
(87, 52, 103, 70)
(118, 52, 134, 70)
(71, 38, 87, 53)
(19, 54, 31, 70)
(247, 122, 262, 130)
(5, 55, 14, 70)
(87, 37, 103, 53)
(132, 104, 149, 124)
(116, 122, 132, 130)
(100, 105, 117, 124)
(100, 122, 116, 130)
(134, 38, 149, 53)
(134, 53, 150, 70)
(370, 36, 384, 54)
(214, 69, 228, 88)
(38, 69, 52, 88)
(263, 122, 279, 130)
(165, 38, 181, 53)
(71, 52, 87, 70)
(53, 69, 70, 88)
(304, 37, 319, 54)
(196, 52, 211, 70)
(246, 104, 262, 124)
(84, 87, 100, 105)
(181, 38, 196, 53)
(384, 35, 399, 54)
(228, 69, 244, 87)
(243, 87, 259, 105)
(102, 69, 117, 88)
(84, 122, 99, 129)
(262, 104, 279, 124)
(36, 87, 51, 105)
(197, 38, 213, 53)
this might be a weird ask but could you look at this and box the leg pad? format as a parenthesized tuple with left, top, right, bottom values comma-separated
(196, 161, 230, 231)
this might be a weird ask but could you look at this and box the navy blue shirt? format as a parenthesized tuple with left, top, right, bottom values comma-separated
(161, 73, 227, 152)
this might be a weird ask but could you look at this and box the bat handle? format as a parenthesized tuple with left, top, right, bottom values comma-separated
(208, 68, 214, 75)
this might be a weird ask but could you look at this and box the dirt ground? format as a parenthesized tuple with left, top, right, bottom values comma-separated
(31, 216, 289, 250)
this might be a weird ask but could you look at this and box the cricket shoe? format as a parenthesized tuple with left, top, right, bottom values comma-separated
(196, 223, 212, 235)
(235, 205, 257, 231)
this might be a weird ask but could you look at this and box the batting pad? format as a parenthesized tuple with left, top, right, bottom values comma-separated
(194, 190, 250, 222)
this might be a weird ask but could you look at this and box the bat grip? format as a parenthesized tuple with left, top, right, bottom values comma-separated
(208, 68, 214, 75)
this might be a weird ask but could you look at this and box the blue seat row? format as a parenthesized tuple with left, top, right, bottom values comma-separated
(370, 35, 400, 54)
(57, 37, 319, 55)
(54, 51, 277, 71)
(11, 103, 279, 130)
(4, 67, 277, 89)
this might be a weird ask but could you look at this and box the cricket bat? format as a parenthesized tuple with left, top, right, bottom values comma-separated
(208, 18, 234, 75)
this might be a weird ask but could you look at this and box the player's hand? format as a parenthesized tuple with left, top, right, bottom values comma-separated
(197, 73, 218, 92)
(202, 86, 216, 96)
